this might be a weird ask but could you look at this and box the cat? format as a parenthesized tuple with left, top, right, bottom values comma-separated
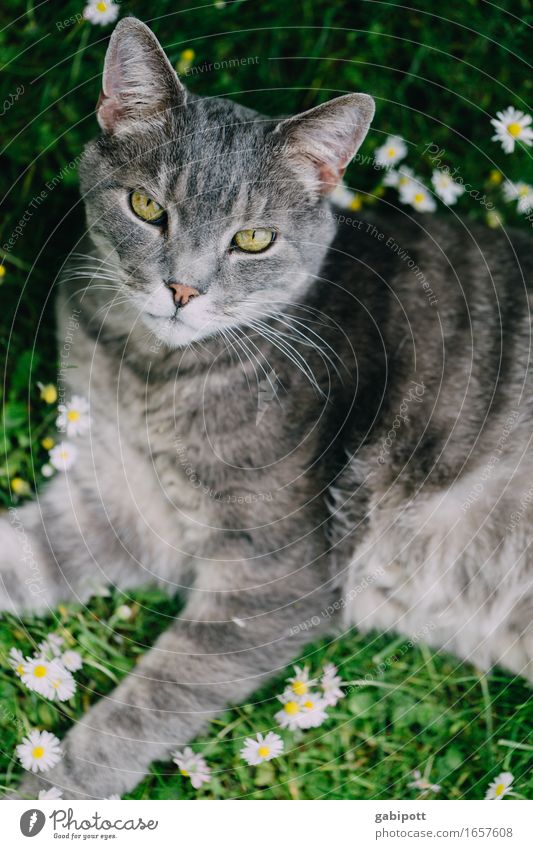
(2, 16, 532, 799)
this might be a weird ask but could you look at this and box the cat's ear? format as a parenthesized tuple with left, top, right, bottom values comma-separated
(274, 94, 375, 195)
(97, 17, 186, 133)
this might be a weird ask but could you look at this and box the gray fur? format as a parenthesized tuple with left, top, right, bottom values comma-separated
(2, 18, 532, 799)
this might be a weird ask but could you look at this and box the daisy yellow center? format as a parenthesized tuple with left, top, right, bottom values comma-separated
(495, 783, 505, 796)
(284, 701, 300, 715)
(0, 265, 6, 277)
(518, 186, 529, 196)
(387, 148, 396, 157)
(180, 768, 189, 777)
(59, 451, 69, 460)
(41, 385, 57, 404)
(507, 122, 522, 138)
(16, 664, 24, 675)
(414, 192, 425, 203)
(291, 680, 308, 696)
(32, 746, 45, 759)
(97, 2, 108, 11)
(33, 664, 47, 678)
(67, 410, 80, 422)
(399, 175, 409, 185)
(303, 699, 314, 709)
(257, 745, 270, 758)
(11, 478, 28, 494)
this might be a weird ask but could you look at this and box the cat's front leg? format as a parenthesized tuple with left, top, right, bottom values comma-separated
(0, 479, 70, 614)
(14, 560, 333, 799)
(0, 474, 160, 615)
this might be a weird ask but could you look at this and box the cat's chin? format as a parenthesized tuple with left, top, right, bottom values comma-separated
(142, 311, 221, 349)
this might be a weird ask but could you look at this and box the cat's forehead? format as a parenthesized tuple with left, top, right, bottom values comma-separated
(110, 96, 280, 216)
(131, 106, 287, 226)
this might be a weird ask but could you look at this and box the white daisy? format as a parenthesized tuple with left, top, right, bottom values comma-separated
(400, 178, 437, 212)
(240, 731, 284, 765)
(286, 665, 317, 697)
(172, 747, 211, 789)
(330, 182, 356, 209)
(408, 769, 441, 794)
(38, 634, 64, 658)
(383, 165, 416, 190)
(298, 693, 329, 729)
(56, 395, 90, 438)
(383, 169, 400, 188)
(48, 634, 65, 653)
(16, 730, 62, 773)
(515, 187, 533, 214)
(320, 663, 345, 706)
(116, 604, 133, 620)
(275, 694, 308, 730)
(49, 442, 77, 472)
(502, 180, 521, 203)
(61, 650, 83, 672)
(485, 771, 514, 800)
(374, 135, 408, 168)
(275, 691, 328, 730)
(83, 1, 120, 26)
(431, 169, 465, 205)
(8, 647, 26, 676)
(41, 463, 55, 478)
(502, 180, 533, 214)
(21, 656, 74, 701)
(49, 665, 76, 702)
(491, 106, 533, 153)
(39, 786, 63, 799)
(21, 657, 59, 698)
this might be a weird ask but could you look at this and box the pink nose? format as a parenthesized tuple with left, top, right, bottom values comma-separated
(167, 282, 199, 307)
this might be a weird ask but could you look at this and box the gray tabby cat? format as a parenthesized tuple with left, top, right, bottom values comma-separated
(2, 17, 532, 799)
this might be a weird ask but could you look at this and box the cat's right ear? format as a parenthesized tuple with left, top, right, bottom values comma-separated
(97, 17, 186, 134)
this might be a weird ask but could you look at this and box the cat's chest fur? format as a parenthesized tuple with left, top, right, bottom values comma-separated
(60, 304, 326, 585)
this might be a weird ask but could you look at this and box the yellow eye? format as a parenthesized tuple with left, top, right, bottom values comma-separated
(130, 191, 166, 223)
(232, 228, 276, 253)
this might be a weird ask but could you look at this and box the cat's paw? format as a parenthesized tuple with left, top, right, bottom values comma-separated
(0, 514, 58, 615)
(14, 717, 135, 800)
(15, 767, 103, 802)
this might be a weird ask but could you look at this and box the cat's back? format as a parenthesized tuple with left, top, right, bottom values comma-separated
(319, 205, 533, 511)
(327, 210, 533, 669)
(327, 204, 533, 334)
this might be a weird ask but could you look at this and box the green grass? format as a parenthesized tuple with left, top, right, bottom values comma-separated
(1, 589, 533, 799)
(1, 0, 532, 799)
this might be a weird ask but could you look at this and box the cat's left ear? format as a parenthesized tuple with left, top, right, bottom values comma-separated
(274, 94, 375, 195)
